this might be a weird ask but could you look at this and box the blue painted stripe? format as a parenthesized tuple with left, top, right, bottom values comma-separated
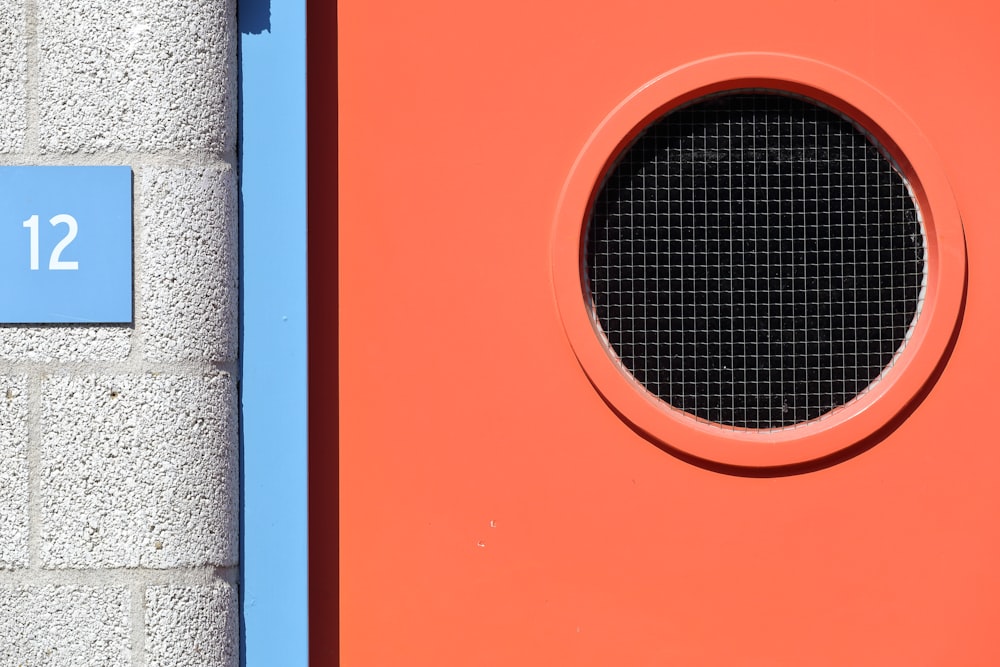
(239, 0, 308, 663)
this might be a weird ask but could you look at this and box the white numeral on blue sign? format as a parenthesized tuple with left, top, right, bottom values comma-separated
(22, 214, 79, 271)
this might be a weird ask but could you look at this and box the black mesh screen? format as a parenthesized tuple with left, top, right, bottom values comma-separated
(586, 92, 925, 429)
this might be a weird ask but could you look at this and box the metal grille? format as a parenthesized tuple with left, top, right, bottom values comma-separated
(585, 92, 926, 429)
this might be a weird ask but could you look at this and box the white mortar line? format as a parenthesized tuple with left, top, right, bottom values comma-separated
(130, 164, 147, 370)
(23, 0, 38, 154)
(131, 585, 145, 667)
(0, 565, 238, 587)
(25, 374, 41, 572)
(0, 152, 237, 169)
(0, 360, 240, 377)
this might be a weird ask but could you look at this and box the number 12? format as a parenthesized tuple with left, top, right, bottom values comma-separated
(22, 214, 79, 271)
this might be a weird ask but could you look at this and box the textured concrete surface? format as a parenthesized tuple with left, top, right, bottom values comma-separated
(139, 166, 238, 362)
(0, 376, 29, 569)
(0, 586, 131, 665)
(0, 1, 26, 153)
(37, 0, 236, 153)
(39, 373, 238, 568)
(146, 583, 238, 667)
(0, 326, 131, 362)
(3, 0, 239, 660)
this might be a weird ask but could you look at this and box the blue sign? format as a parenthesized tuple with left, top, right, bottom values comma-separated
(0, 166, 132, 323)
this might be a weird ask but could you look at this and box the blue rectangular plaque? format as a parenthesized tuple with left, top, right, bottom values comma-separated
(0, 166, 133, 323)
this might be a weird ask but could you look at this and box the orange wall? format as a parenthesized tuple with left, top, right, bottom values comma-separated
(340, 2, 1000, 663)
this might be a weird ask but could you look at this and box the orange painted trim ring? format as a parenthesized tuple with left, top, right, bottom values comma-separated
(551, 52, 966, 469)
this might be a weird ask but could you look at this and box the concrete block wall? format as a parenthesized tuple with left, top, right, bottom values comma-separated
(0, 0, 239, 664)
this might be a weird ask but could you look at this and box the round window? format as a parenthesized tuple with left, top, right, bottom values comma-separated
(551, 54, 965, 468)
(585, 92, 925, 430)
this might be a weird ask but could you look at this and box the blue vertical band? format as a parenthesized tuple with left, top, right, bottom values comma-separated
(239, 0, 308, 664)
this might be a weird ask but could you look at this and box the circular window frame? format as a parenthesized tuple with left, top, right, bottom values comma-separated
(551, 53, 966, 468)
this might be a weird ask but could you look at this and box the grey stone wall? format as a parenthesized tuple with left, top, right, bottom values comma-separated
(0, 0, 239, 664)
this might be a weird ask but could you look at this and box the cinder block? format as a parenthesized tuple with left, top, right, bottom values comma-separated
(37, 0, 236, 153)
(0, 2, 26, 152)
(40, 373, 238, 568)
(0, 327, 131, 362)
(0, 376, 29, 569)
(138, 166, 237, 362)
(146, 583, 238, 667)
(0, 586, 131, 665)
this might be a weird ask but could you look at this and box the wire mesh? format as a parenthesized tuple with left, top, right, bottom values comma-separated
(585, 92, 926, 429)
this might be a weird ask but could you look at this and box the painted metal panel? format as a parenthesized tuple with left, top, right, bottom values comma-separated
(0, 166, 132, 323)
(240, 0, 308, 663)
(340, 1, 998, 664)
